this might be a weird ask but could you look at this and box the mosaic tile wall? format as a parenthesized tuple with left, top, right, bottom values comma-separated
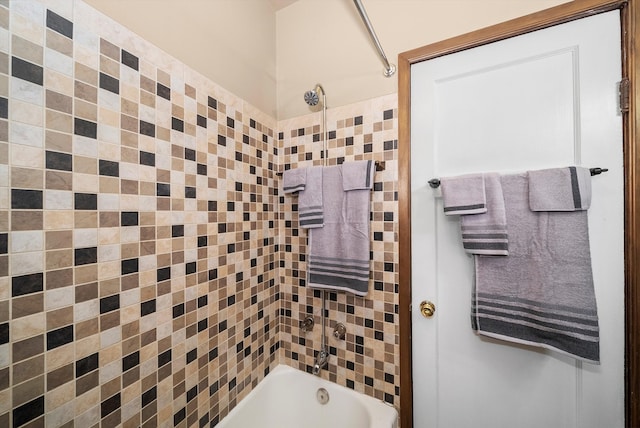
(2, 1, 281, 427)
(276, 95, 400, 409)
(2, 0, 401, 427)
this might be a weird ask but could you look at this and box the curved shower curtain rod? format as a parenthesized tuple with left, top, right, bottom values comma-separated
(352, 0, 396, 77)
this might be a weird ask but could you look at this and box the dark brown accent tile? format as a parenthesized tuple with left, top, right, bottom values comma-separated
(121, 274, 138, 291)
(45, 230, 72, 250)
(100, 212, 119, 227)
(46, 362, 73, 391)
(0, 300, 7, 323)
(45, 170, 72, 190)
(100, 311, 120, 331)
(47, 307, 73, 330)
(13, 334, 43, 362)
(101, 377, 121, 400)
(0, 367, 8, 390)
(12, 293, 43, 319)
(76, 371, 99, 396)
(75, 282, 98, 303)
(121, 179, 138, 195)
(13, 355, 44, 385)
(11, 211, 43, 231)
(45, 249, 72, 270)
(76, 318, 99, 340)
(121, 321, 139, 341)
(46, 268, 73, 290)
(122, 366, 139, 387)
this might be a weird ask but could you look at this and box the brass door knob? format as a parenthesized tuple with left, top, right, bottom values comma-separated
(420, 300, 436, 318)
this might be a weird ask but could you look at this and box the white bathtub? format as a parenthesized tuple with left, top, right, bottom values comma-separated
(216, 364, 398, 428)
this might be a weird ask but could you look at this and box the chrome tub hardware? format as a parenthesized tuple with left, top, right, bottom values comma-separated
(333, 323, 346, 340)
(300, 315, 314, 332)
(312, 348, 329, 375)
(316, 388, 330, 405)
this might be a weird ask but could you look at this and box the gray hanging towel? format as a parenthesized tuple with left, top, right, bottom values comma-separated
(472, 173, 599, 363)
(282, 166, 324, 228)
(528, 166, 592, 211)
(440, 173, 487, 215)
(308, 161, 374, 296)
(282, 167, 307, 194)
(460, 173, 509, 255)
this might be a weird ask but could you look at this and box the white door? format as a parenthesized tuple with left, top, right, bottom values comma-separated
(411, 11, 624, 428)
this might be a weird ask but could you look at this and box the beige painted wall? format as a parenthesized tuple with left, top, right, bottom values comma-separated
(84, 0, 278, 118)
(277, 0, 568, 119)
(83, 0, 570, 119)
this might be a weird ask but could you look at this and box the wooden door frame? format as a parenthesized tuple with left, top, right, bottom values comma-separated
(397, 0, 639, 426)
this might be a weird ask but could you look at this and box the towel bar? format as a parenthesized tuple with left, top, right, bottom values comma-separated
(427, 167, 609, 188)
(276, 161, 385, 177)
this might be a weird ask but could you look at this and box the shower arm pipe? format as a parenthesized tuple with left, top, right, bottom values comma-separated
(321, 93, 327, 167)
(352, 0, 396, 77)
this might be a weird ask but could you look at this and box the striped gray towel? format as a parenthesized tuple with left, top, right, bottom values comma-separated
(460, 173, 508, 255)
(472, 173, 599, 363)
(282, 167, 307, 194)
(307, 162, 374, 296)
(440, 174, 487, 215)
(528, 166, 591, 211)
(298, 166, 324, 228)
(282, 166, 324, 229)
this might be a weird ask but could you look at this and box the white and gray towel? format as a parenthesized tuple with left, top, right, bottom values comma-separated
(472, 173, 599, 363)
(282, 167, 307, 194)
(282, 166, 324, 228)
(307, 161, 374, 296)
(460, 173, 508, 255)
(440, 174, 487, 215)
(528, 166, 592, 211)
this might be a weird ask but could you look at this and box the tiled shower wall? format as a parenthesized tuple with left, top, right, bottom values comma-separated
(2, 0, 401, 427)
(277, 96, 400, 407)
(2, 1, 280, 427)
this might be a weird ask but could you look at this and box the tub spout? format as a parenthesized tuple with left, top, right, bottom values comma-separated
(313, 349, 329, 375)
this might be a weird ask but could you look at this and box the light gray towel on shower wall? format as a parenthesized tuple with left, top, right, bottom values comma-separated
(441, 174, 487, 215)
(308, 161, 374, 296)
(528, 166, 592, 211)
(342, 159, 374, 191)
(460, 173, 509, 255)
(472, 173, 599, 363)
(282, 167, 307, 194)
(298, 166, 324, 229)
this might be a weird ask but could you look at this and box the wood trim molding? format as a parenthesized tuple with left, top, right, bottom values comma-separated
(623, 1, 640, 424)
(397, 1, 638, 427)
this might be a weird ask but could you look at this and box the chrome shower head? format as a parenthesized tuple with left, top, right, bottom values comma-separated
(304, 84, 325, 107)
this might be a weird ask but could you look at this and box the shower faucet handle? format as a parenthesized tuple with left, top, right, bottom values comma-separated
(300, 315, 315, 332)
(333, 323, 346, 340)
